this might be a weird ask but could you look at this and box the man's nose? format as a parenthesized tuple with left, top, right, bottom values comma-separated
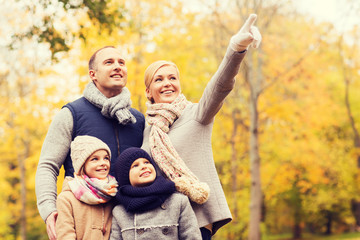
(114, 61, 121, 69)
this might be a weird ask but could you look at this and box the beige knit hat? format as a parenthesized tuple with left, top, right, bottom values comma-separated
(70, 135, 111, 174)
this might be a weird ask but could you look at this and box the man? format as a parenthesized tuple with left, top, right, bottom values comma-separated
(35, 46, 145, 240)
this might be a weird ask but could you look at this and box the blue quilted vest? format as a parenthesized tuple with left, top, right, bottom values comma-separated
(62, 97, 145, 176)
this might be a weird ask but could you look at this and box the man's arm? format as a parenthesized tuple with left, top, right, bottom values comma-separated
(35, 107, 73, 238)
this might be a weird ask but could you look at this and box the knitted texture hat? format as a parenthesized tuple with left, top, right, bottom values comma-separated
(70, 135, 111, 174)
(114, 147, 155, 186)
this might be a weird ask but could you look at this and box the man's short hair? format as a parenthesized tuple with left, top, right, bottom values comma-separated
(88, 46, 116, 70)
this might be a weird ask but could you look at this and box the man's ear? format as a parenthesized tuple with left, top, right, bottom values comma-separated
(89, 70, 96, 81)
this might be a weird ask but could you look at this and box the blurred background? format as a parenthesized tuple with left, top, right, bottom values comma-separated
(1, 0, 360, 239)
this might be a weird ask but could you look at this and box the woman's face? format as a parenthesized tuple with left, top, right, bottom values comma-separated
(146, 65, 181, 104)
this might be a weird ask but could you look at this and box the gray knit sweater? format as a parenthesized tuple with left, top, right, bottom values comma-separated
(35, 107, 74, 221)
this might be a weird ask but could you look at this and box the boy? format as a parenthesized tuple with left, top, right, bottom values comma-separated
(110, 147, 201, 239)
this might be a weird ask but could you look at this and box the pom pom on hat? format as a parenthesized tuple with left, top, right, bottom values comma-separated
(70, 135, 111, 174)
(114, 147, 154, 186)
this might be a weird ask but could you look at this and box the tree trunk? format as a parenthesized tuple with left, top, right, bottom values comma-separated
(351, 200, 360, 231)
(293, 200, 302, 239)
(248, 89, 262, 240)
(19, 140, 29, 240)
(325, 211, 333, 235)
(293, 224, 301, 239)
(340, 38, 360, 230)
(231, 111, 239, 224)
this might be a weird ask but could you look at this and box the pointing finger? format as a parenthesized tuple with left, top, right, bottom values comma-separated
(241, 14, 257, 32)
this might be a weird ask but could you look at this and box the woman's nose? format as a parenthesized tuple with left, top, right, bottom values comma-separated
(163, 78, 171, 86)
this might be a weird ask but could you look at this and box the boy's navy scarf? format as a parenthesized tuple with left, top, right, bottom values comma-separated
(115, 176, 176, 213)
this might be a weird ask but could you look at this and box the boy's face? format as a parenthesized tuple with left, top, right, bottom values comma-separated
(129, 158, 156, 187)
(84, 149, 110, 180)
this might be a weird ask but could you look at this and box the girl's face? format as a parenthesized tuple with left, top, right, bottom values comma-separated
(84, 149, 110, 180)
(129, 158, 156, 187)
(146, 65, 181, 104)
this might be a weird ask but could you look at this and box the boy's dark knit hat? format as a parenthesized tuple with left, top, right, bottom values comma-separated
(114, 147, 155, 186)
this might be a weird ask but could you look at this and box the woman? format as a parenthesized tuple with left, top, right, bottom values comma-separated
(141, 14, 261, 239)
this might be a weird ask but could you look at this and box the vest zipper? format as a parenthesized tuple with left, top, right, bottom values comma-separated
(113, 122, 121, 156)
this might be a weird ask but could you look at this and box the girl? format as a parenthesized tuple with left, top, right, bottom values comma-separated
(56, 135, 118, 239)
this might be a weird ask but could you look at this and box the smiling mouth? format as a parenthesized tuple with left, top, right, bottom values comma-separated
(110, 73, 123, 78)
(140, 171, 151, 177)
(161, 90, 174, 94)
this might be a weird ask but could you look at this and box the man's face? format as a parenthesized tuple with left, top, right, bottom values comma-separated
(89, 48, 128, 98)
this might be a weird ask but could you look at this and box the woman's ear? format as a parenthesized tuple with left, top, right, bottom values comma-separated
(145, 88, 153, 102)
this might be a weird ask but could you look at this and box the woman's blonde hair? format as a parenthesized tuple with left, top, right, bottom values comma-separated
(144, 60, 180, 89)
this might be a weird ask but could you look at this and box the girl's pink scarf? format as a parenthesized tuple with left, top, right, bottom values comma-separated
(68, 174, 118, 205)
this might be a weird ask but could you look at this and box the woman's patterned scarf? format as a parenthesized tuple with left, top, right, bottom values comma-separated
(68, 174, 118, 205)
(84, 82, 136, 125)
(146, 94, 210, 204)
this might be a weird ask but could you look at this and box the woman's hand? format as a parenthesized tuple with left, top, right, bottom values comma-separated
(230, 14, 262, 52)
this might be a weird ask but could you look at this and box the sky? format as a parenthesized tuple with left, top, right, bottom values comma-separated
(183, 0, 358, 33)
(293, 0, 358, 33)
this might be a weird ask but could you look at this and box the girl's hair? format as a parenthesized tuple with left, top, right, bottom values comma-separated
(144, 60, 179, 89)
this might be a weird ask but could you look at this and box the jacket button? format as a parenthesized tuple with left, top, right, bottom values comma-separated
(161, 203, 166, 209)
(137, 229, 145, 234)
(162, 228, 169, 235)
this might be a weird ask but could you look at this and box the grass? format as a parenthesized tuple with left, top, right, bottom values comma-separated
(265, 232, 360, 240)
